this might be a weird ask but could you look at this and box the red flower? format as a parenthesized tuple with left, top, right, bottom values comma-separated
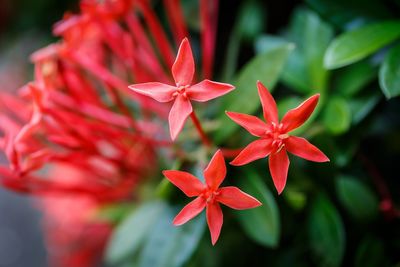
(163, 150, 261, 245)
(129, 38, 235, 140)
(226, 81, 329, 194)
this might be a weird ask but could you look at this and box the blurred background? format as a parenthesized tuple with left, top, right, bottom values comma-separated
(0, 1, 78, 266)
(0, 0, 399, 266)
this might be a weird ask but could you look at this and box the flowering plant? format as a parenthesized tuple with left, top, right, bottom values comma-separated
(1, 0, 399, 267)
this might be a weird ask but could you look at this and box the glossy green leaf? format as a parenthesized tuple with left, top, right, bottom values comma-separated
(105, 201, 166, 265)
(324, 21, 400, 69)
(336, 175, 379, 220)
(255, 35, 291, 53)
(256, 35, 310, 94)
(305, 0, 392, 28)
(236, 168, 280, 247)
(138, 205, 205, 267)
(322, 97, 352, 135)
(335, 61, 377, 96)
(349, 93, 381, 124)
(379, 44, 400, 99)
(308, 194, 345, 267)
(216, 43, 293, 143)
(278, 9, 333, 94)
(237, 0, 265, 42)
(282, 49, 311, 93)
(292, 8, 333, 92)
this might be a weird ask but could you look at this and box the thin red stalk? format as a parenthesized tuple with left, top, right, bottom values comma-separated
(96, 19, 128, 63)
(0, 93, 30, 122)
(121, 32, 157, 83)
(125, 13, 172, 83)
(66, 51, 169, 118)
(103, 84, 138, 131)
(190, 111, 212, 147)
(358, 153, 400, 219)
(125, 13, 158, 62)
(163, 0, 189, 45)
(135, 0, 175, 67)
(58, 61, 104, 107)
(200, 0, 219, 79)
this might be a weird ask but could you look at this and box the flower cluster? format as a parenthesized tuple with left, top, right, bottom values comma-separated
(0, 0, 329, 265)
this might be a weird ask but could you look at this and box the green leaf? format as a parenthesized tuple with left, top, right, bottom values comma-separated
(355, 236, 387, 267)
(379, 44, 400, 99)
(322, 97, 352, 135)
(255, 35, 290, 53)
(349, 93, 381, 124)
(278, 9, 333, 94)
(138, 205, 206, 267)
(105, 201, 166, 265)
(324, 21, 400, 69)
(292, 8, 333, 92)
(308, 194, 345, 267)
(335, 61, 377, 97)
(237, 0, 266, 42)
(281, 49, 311, 94)
(96, 203, 134, 224)
(336, 175, 379, 221)
(256, 35, 310, 94)
(305, 0, 392, 28)
(215, 43, 293, 143)
(283, 188, 307, 211)
(236, 168, 280, 247)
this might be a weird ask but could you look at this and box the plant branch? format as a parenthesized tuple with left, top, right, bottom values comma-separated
(190, 111, 212, 147)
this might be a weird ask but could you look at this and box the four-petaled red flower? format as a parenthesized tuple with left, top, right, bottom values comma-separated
(129, 38, 235, 140)
(226, 81, 329, 194)
(162, 150, 261, 245)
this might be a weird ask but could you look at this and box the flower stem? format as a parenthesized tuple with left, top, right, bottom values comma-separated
(190, 111, 212, 147)
(358, 153, 400, 220)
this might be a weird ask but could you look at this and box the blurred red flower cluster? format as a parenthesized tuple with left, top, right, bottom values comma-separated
(0, 0, 329, 265)
(0, 0, 216, 265)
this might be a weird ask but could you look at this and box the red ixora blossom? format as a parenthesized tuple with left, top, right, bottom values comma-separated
(129, 38, 235, 140)
(226, 81, 329, 194)
(163, 150, 261, 245)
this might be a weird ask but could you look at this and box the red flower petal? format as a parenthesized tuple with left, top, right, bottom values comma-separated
(230, 139, 273, 166)
(225, 111, 268, 137)
(162, 170, 205, 197)
(285, 136, 329, 162)
(168, 95, 193, 140)
(171, 38, 195, 86)
(206, 202, 223, 245)
(281, 94, 320, 133)
(257, 81, 278, 124)
(128, 82, 176, 102)
(204, 150, 226, 191)
(269, 148, 290, 194)
(173, 197, 206, 226)
(188, 80, 235, 102)
(216, 186, 261, 210)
